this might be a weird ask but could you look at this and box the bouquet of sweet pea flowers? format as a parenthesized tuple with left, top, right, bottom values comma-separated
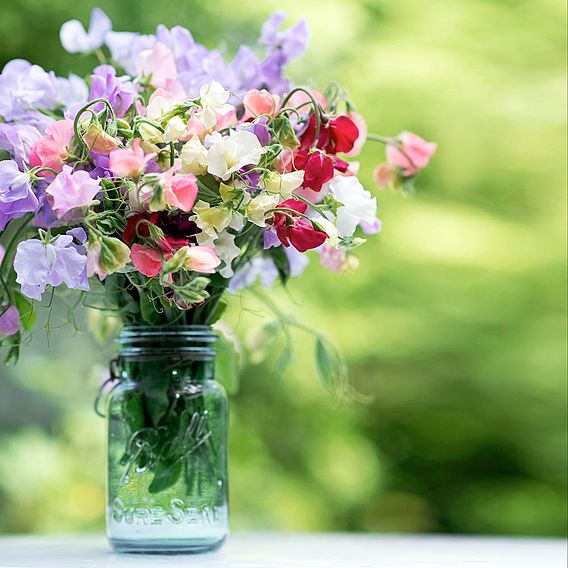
(0, 9, 436, 368)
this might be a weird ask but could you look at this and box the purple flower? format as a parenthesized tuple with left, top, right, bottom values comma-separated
(57, 74, 88, 114)
(90, 65, 136, 118)
(0, 60, 59, 125)
(359, 217, 382, 234)
(230, 46, 262, 92)
(229, 246, 308, 292)
(0, 160, 39, 230)
(105, 32, 156, 76)
(45, 166, 101, 220)
(0, 306, 20, 336)
(33, 189, 59, 230)
(247, 118, 271, 146)
(14, 231, 89, 301)
(257, 12, 309, 94)
(260, 13, 309, 59)
(60, 8, 111, 54)
(0, 123, 41, 168)
(263, 229, 281, 249)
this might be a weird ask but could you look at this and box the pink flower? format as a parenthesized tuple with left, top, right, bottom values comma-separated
(320, 245, 345, 273)
(373, 162, 397, 189)
(45, 165, 101, 218)
(135, 42, 178, 90)
(0, 305, 20, 336)
(161, 165, 199, 212)
(344, 112, 367, 157)
(215, 108, 238, 130)
(83, 123, 121, 154)
(242, 89, 280, 119)
(130, 243, 167, 278)
(110, 140, 152, 177)
(29, 119, 74, 173)
(183, 246, 221, 274)
(386, 131, 437, 176)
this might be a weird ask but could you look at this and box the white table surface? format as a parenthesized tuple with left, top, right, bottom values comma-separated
(0, 533, 565, 568)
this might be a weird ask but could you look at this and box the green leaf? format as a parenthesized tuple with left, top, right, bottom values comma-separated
(124, 394, 145, 432)
(144, 390, 170, 428)
(14, 293, 36, 330)
(315, 336, 344, 391)
(148, 461, 182, 494)
(266, 246, 290, 285)
(139, 290, 161, 325)
(215, 332, 240, 394)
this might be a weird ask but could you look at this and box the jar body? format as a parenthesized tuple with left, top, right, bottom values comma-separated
(106, 326, 228, 553)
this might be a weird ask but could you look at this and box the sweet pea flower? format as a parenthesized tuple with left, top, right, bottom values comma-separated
(60, 8, 112, 54)
(135, 42, 178, 90)
(14, 232, 89, 301)
(199, 81, 233, 129)
(82, 121, 121, 154)
(215, 230, 241, 278)
(162, 168, 199, 212)
(373, 162, 397, 189)
(344, 112, 367, 157)
(130, 243, 165, 278)
(45, 166, 101, 219)
(243, 89, 280, 119)
(87, 236, 130, 280)
(329, 175, 377, 237)
(246, 193, 280, 227)
(0, 305, 20, 336)
(207, 130, 264, 180)
(263, 170, 304, 196)
(110, 140, 152, 178)
(180, 135, 208, 175)
(0, 123, 41, 168)
(360, 217, 382, 234)
(294, 150, 334, 192)
(386, 131, 437, 176)
(272, 198, 328, 252)
(320, 245, 345, 273)
(0, 160, 39, 230)
(29, 119, 74, 173)
(176, 245, 221, 274)
(90, 65, 136, 118)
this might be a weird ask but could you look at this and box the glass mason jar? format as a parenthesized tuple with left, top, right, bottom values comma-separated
(106, 325, 228, 554)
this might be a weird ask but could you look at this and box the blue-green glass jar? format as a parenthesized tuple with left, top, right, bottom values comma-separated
(106, 326, 228, 554)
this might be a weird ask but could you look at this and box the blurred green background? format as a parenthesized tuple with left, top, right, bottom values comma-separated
(0, 0, 566, 536)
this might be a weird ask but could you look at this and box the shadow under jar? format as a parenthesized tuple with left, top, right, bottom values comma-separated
(106, 326, 228, 554)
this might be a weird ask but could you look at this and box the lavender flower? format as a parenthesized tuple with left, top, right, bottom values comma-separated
(105, 32, 155, 76)
(0, 123, 41, 168)
(0, 306, 20, 336)
(14, 231, 89, 301)
(0, 60, 59, 126)
(90, 65, 137, 117)
(0, 160, 39, 230)
(60, 8, 111, 54)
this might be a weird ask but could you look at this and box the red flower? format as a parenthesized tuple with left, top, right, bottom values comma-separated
(123, 213, 160, 244)
(295, 150, 334, 192)
(130, 244, 167, 278)
(272, 198, 328, 253)
(299, 114, 359, 155)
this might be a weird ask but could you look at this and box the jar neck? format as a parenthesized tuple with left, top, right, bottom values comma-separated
(116, 325, 217, 385)
(118, 325, 217, 359)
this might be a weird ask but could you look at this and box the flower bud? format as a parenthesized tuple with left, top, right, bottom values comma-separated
(99, 236, 131, 274)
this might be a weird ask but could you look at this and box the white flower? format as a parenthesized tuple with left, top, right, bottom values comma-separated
(215, 230, 241, 278)
(246, 193, 280, 227)
(199, 81, 233, 129)
(181, 135, 208, 175)
(60, 8, 111, 54)
(313, 216, 340, 247)
(329, 175, 376, 237)
(263, 170, 304, 196)
(163, 116, 186, 142)
(207, 130, 264, 181)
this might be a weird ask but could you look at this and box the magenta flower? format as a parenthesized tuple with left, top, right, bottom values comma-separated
(45, 166, 100, 219)
(14, 231, 89, 301)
